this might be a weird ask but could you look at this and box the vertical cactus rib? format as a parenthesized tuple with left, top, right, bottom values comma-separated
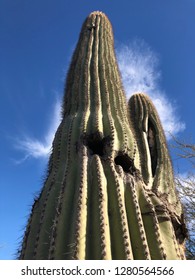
(98, 16, 114, 140)
(148, 192, 183, 259)
(100, 14, 134, 156)
(49, 119, 87, 259)
(20, 120, 66, 259)
(73, 146, 88, 260)
(96, 158, 112, 260)
(105, 159, 133, 260)
(124, 176, 151, 259)
(45, 116, 73, 259)
(86, 155, 112, 260)
(19, 12, 186, 260)
(90, 14, 103, 134)
(137, 184, 167, 259)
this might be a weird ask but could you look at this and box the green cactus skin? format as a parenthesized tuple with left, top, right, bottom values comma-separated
(19, 12, 186, 260)
(128, 93, 186, 259)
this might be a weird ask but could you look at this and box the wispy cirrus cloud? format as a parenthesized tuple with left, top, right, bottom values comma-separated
(14, 99, 62, 163)
(15, 39, 185, 162)
(116, 39, 185, 139)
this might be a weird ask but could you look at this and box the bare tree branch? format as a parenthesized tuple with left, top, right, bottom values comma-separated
(171, 135, 195, 259)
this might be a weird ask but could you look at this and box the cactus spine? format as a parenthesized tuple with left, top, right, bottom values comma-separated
(19, 11, 186, 260)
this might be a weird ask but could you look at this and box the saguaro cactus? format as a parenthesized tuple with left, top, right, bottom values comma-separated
(19, 11, 186, 260)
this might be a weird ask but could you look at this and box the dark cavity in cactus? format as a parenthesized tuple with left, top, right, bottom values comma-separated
(19, 11, 187, 260)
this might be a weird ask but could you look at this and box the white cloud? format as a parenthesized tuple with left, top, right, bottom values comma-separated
(14, 99, 62, 163)
(116, 39, 185, 139)
(14, 39, 185, 162)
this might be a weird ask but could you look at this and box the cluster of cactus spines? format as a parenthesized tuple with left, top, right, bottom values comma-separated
(19, 11, 186, 260)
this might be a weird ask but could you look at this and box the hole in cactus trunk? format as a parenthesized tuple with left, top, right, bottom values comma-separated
(147, 119, 157, 177)
(171, 214, 188, 245)
(85, 132, 106, 156)
(114, 152, 135, 174)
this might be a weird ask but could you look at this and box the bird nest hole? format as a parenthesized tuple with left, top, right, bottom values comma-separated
(114, 152, 136, 174)
(83, 132, 110, 157)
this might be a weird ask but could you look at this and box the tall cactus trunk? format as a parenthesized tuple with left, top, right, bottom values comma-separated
(19, 11, 186, 260)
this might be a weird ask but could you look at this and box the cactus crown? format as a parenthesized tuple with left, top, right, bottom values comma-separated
(19, 11, 186, 260)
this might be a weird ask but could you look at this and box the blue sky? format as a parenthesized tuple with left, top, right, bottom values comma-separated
(0, 0, 194, 259)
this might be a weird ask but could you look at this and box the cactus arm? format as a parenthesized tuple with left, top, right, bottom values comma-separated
(128, 93, 186, 259)
(128, 94, 154, 187)
(128, 93, 182, 209)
